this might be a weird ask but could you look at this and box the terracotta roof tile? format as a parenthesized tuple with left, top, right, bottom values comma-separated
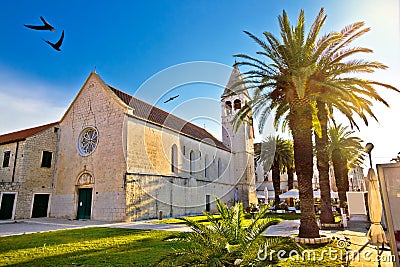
(108, 85, 229, 151)
(0, 122, 59, 145)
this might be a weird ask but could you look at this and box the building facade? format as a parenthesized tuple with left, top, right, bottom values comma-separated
(0, 123, 59, 219)
(0, 67, 257, 221)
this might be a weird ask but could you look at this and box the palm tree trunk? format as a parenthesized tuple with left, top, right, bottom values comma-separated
(332, 149, 348, 208)
(287, 167, 294, 190)
(315, 101, 334, 224)
(343, 165, 350, 193)
(287, 166, 294, 207)
(289, 101, 320, 238)
(272, 161, 281, 206)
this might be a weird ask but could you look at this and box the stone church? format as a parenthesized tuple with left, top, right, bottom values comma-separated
(0, 66, 257, 222)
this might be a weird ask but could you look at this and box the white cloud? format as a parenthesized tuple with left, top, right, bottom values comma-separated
(0, 69, 69, 134)
(0, 91, 65, 134)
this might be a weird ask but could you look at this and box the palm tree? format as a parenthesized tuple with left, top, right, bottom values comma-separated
(232, 8, 398, 237)
(328, 124, 365, 208)
(257, 136, 294, 206)
(161, 198, 279, 266)
(232, 9, 327, 238)
(311, 20, 399, 223)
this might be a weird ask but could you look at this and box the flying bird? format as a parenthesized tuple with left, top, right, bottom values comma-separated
(43, 30, 64, 51)
(164, 95, 179, 103)
(24, 16, 55, 31)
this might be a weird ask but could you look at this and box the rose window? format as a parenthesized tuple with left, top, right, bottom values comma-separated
(78, 127, 98, 156)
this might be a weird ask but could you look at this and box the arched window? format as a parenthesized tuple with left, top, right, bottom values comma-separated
(234, 99, 241, 110)
(217, 158, 221, 178)
(171, 145, 178, 173)
(190, 150, 195, 175)
(204, 155, 209, 178)
(225, 101, 232, 115)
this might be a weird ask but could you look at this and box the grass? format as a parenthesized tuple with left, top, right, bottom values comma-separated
(271, 239, 345, 267)
(261, 212, 301, 221)
(0, 226, 344, 266)
(0, 227, 185, 266)
(154, 214, 217, 224)
(155, 212, 301, 225)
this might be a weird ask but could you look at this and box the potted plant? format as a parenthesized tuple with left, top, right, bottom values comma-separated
(276, 202, 288, 213)
(294, 200, 301, 213)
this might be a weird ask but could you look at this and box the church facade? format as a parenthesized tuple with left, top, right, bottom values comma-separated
(0, 67, 257, 222)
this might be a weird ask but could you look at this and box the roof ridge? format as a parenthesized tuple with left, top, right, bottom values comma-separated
(0, 122, 59, 145)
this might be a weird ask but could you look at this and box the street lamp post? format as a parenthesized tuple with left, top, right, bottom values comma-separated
(365, 143, 374, 169)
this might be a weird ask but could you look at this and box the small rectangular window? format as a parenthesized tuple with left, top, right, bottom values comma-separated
(41, 151, 52, 168)
(2, 151, 10, 167)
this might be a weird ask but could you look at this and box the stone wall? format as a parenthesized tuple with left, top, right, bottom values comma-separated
(126, 116, 232, 180)
(125, 173, 235, 221)
(125, 116, 237, 221)
(0, 142, 19, 183)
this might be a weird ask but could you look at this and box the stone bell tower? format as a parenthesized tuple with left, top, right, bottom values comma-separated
(221, 65, 257, 208)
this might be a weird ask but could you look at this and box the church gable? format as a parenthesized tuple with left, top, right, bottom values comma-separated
(60, 72, 128, 125)
(56, 72, 128, 177)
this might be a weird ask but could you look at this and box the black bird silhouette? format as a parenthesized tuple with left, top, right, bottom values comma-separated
(43, 30, 64, 51)
(164, 95, 179, 103)
(24, 16, 55, 31)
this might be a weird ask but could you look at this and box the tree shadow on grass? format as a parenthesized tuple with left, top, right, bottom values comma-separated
(1, 228, 184, 266)
(0, 228, 146, 253)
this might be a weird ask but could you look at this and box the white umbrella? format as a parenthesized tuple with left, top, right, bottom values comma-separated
(279, 189, 299, 199)
(366, 168, 387, 244)
(257, 194, 265, 199)
(313, 190, 339, 199)
(279, 189, 338, 199)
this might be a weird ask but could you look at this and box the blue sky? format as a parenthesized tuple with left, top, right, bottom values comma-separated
(0, 0, 399, 164)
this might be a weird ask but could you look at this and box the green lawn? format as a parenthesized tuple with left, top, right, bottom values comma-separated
(153, 214, 213, 224)
(155, 212, 301, 225)
(0, 227, 184, 266)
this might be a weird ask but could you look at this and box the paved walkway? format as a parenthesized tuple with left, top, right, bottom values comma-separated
(0, 218, 191, 237)
(265, 219, 395, 267)
(264, 219, 349, 237)
(0, 218, 395, 266)
(0, 218, 113, 236)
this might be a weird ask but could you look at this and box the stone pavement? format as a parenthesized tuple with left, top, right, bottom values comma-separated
(264, 219, 341, 237)
(265, 219, 395, 267)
